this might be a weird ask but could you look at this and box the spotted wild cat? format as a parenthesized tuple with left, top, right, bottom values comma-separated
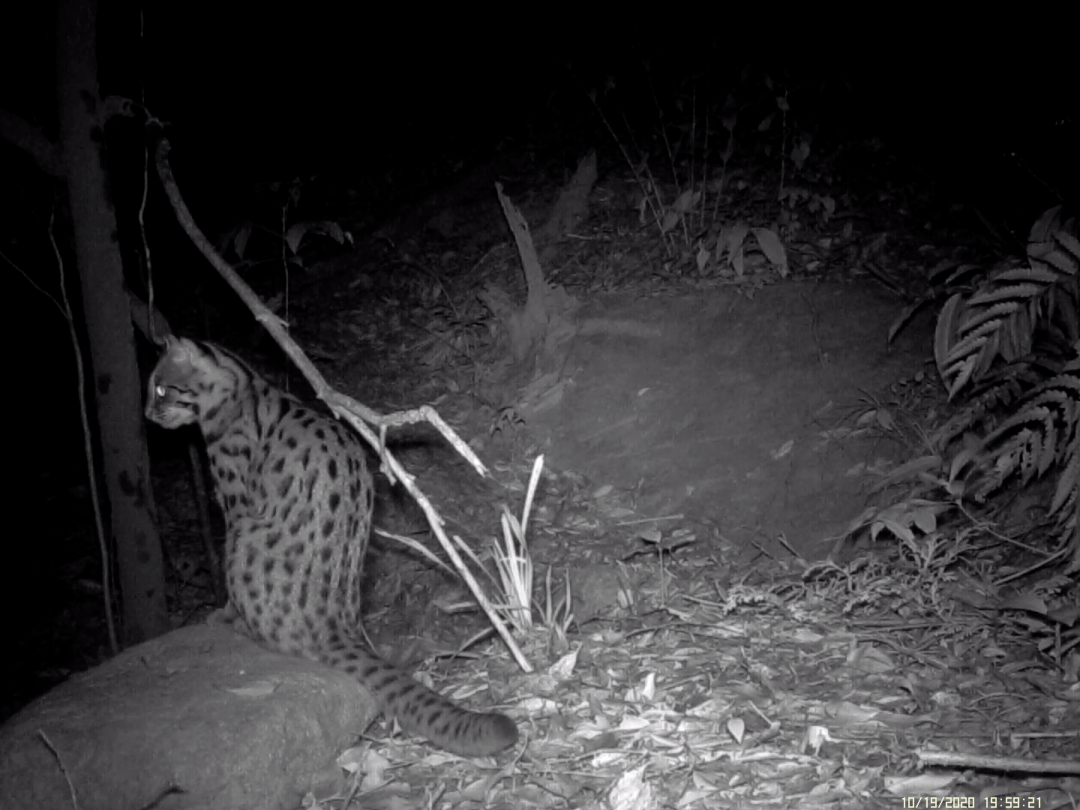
(145, 336, 518, 756)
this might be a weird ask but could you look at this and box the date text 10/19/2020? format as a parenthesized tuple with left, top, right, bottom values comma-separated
(902, 797, 1042, 809)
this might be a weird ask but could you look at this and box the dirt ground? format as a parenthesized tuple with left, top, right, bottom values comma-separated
(525, 281, 933, 561)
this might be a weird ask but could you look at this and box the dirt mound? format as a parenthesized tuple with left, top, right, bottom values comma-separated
(530, 281, 933, 559)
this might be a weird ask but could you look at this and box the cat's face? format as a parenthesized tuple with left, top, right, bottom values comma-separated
(145, 336, 215, 430)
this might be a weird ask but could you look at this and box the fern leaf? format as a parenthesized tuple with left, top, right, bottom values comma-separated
(943, 354, 980, 398)
(934, 373, 1026, 446)
(1031, 244, 1080, 276)
(935, 293, 964, 373)
(1047, 283, 1080, 341)
(957, 301, 1020, 335)
(967, 364, 1078, 496)
(1054, 230, 1080, 264)
(1051, 448, 1078, 516)
(969, 282, 1044, 308)
(994, 266, 1066, 284)
(1028, 204, 1068, 243)
(945, 317, 997, 364)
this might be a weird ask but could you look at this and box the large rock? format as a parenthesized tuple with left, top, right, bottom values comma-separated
(0, 625, 375, 810)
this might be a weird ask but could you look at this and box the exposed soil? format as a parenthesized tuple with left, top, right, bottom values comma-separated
(527, 282, 933, 560)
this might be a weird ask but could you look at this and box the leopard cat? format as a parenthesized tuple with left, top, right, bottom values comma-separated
(145, 335, 518, 757)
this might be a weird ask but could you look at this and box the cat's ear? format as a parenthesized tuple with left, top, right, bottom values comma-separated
(163, 335, 199, 370)
(162, 333, 182, 355)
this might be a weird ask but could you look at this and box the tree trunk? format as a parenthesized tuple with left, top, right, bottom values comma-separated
(55, 0, 168, 644)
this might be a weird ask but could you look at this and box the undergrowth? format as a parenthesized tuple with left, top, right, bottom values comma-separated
(832, 205, 1079, 661)
(585, 62, 852, 282)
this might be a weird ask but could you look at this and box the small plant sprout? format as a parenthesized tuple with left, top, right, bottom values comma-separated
(492, 455, 544, 634)
(540, 565, 574, 651)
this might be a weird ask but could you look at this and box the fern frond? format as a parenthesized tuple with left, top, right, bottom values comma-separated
(969, 363, 1079, 501)
(934, 206, 1078, 399)
(1051, 439, 1077, 516)
(934, 370, 1030, 447)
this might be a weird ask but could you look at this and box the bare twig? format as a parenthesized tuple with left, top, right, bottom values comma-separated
(917, 748, 1080, 775)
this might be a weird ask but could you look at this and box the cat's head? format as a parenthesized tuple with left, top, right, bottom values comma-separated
(145, 336, 223, 430)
